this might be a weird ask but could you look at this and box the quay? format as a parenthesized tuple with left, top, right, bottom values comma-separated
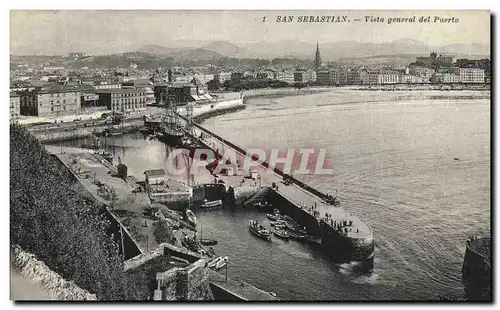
(177, 113, 375, 262)
(45, 145, 274, 300)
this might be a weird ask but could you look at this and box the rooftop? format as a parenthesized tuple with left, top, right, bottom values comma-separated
(144, 169, 166, 178)
(95, 87, 146, 94)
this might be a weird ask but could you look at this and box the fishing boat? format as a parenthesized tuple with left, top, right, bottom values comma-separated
(273, 228, 290, 241)
(186, 209, 197, 227)
(266, 213, 279, 221)
(201, 199, 223, 209)
(215, 256, 228, 270)
(249, 220, 272, 241)
(208, 256, 223, 269)
(286, 229, 305, 241)
(199, 227, 218, 246)
(254, 201, 272, 210)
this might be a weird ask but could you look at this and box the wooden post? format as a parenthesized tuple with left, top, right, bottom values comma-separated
(225, 260, 228, 283)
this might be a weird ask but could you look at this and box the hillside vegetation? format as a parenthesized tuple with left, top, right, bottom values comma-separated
(10, 124, 141, 300)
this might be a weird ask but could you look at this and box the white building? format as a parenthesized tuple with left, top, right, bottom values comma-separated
(456, 68, 485, 83)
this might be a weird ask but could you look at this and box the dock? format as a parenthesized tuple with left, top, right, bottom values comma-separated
(177, 114, 375, 261)
(46, 145, 193, 254)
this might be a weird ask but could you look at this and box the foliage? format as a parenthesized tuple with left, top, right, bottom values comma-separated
(222, 78, 291, 91)
(10, 124, 141, 300)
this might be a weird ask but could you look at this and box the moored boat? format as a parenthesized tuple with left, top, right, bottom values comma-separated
(186, 209, 197, 227)
(266, 213, 278, 221)
(254, 201, 272, 210)
(286, 229, 305, 241)
(249, 220, 272, 241)
(208, 256, 222, 269)
(201, 199, 223, 209)
(215, 256, 228, 270)
(273, 228, 290, 241)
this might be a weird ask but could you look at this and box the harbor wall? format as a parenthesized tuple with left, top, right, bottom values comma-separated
(125, 244, 212, 300)
(265, 189, 374, 262)
(462, 238, 491, 301)
(34, 121, 142, 143)
(266, 189, 322, 236)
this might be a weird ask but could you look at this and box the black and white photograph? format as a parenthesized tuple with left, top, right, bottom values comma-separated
(8, 9, 491, 301)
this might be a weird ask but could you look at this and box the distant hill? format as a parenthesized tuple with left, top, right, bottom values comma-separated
(134, 40, 489, 62)
(136, 44, 186, 56)
(202, 41, 251, 58)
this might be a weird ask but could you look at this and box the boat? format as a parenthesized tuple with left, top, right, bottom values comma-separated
(249, 220, 272, 241)
(208, 256, 223, 269)
(254, 201, 272, 210)
(96, 150, 113, 163)
(273, 228, 290, 241)
(186, 209, 197, 227)
(158, 124, 184, 146)
(286, 229, 305, 241)
(215, 256, 228, 270)
(201, 199, 223, 209)
(266, 213, 279, 221)
(199, 227, 218, 246)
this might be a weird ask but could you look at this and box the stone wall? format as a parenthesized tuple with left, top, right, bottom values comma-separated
(11, 245, 97, 300)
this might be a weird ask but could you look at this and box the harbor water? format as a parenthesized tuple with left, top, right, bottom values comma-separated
(57, 89, 490, 300)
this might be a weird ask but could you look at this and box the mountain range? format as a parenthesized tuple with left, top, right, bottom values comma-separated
(135, 39, 490, 61)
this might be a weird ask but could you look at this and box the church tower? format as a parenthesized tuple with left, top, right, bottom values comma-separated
(314, 42, 322, 69)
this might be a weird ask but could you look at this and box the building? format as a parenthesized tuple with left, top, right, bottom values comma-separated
(18, 87, 81, 117)
(216, 72, 232, 84)
(360, 70, 380, 85)
(346, 70, 362, 85)
(330, 69, 347, 85)
(456, 68, 485, 83)
(96, 88, 147, 113)
(94, 81, 122, 90)
(378, 71, 400, 84)
(153, 84, 169, 104)
(415, 52, 455, 68)
(230, 72, 243, 83)
(81, 92, 100, 108)
(167, 82, 195, 104)
(399, 74, 426, 84)
(316, 69, 332, 85)
(293, 70, 314, 84)
(10, 92, 20, 124)
(276, 70, 295, 84)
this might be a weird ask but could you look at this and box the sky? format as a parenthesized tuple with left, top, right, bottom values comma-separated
(10, 10, 491, 55)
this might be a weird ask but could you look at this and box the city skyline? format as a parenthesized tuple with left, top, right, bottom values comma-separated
(11, 10, 490, 56)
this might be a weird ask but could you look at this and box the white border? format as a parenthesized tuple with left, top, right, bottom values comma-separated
(3, 1, 496, 310)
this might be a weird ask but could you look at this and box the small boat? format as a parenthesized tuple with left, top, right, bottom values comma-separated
(283, 215, 295, 223)
(199, 227, 218, 246)
(215, 256, 228, 270)
(266, 213, 278, 221)
(208, 256, 222, 269)
(96, 150, 113, 163)
(186, 209, 197, 227)
(249, 220, 272, 241)
(201, 199, 223, 209)
(254, 201, 272, 209)
(286, 229, 305, 241)
(273, 228, 290, 241)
